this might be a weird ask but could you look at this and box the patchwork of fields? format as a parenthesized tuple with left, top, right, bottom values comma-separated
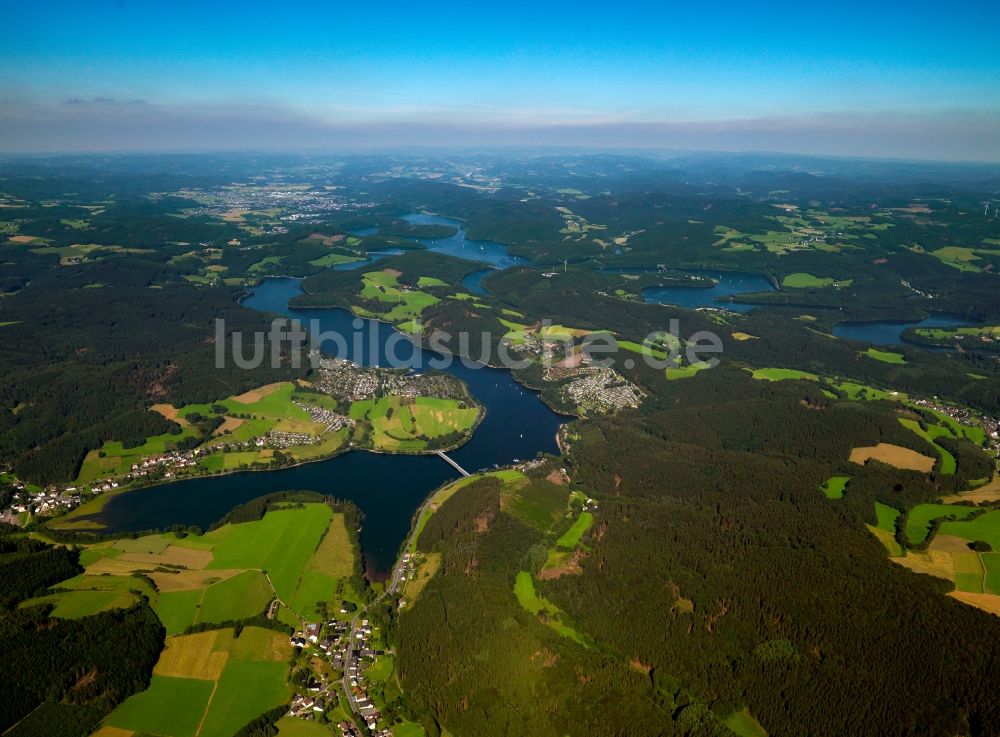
(103, 627, 291, 737)
(30, 504, 356, 632)
(28, 502, 362, 737)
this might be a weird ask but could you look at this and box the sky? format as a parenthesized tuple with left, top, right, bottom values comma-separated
(2, 0, 999, 160)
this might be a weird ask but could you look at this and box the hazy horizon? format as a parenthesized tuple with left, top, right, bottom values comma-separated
(3, 0, 999, 161)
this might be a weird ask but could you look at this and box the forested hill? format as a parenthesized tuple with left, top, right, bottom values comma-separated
(394, 366, 1000, 736)
(0, 527, 164, 737)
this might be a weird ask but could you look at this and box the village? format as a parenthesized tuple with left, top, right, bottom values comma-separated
(313, 357, 471, 405)
(547, 365, 645, 414)
(285, 604, 399, 737)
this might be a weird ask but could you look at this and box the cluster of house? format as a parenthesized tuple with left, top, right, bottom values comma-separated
(130, 450, 200, 479)
(5, 488, 78, 518)
(550, 366, 644, 413)
(293, 400, 354, 433)
(313, 359, 467, 404)
(344, 619, 389, 733)
(285, 612, 396, 736)
(265, 430, 324, 449)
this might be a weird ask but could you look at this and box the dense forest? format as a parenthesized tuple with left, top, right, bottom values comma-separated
(395, 368, 1000, 735)
(0, 526, 163, 737)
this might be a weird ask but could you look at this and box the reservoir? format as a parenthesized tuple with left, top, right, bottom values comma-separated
(403, 212, 527, 295)
(95, 277, 563, 578)
(832, 314, 978, 346)
(642, 271, 775, 312)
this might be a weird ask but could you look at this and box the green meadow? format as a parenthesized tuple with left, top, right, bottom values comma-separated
(782, 272, 853, 288)
(821, 476, 850, 500)
(864, 348, 907, 364)
(751, 367, 818, 382)
(904, 503, 978, 545)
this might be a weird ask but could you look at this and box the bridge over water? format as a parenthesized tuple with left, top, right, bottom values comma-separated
(436, 450, 470, 477)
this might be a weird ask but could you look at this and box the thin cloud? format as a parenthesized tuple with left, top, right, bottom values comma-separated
(0, 98, 997, 162)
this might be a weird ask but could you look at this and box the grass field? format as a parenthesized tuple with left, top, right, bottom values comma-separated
(106, 675, 215, 737)
(208, 505, 332, 602)
(820, 476, 850, 500)
(154, 590, 204, 636)
(358, 269, 439, 321)
(875, 502, 900, 534)
(276, 718, 333, 737)
(665, 361, 712, 380)
(555, 512, 594, 549)
(104, 627, 291, 737)
(287, 512, 354, 618)
(782, 272, 853, 289)
(513, 571, 589, 646)
(723, 707, 769, 737)
(751, 367, 818, 382)
(905, 504, 978, 545)
(196, 570, 273, 624)
(939, 510, 1000, 550)
(351, 395, 479, 452)
(24, 589, 139, 619)
(899, 418, 956, 475)
(46, 505, 354, 638)
(865, 348, 907, 364)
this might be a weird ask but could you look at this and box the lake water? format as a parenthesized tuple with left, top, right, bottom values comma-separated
(95, 277, 563, 578)
(832, 314, 978, 346)
(403, 213, 527, 295)
(642, 271, 775, 312)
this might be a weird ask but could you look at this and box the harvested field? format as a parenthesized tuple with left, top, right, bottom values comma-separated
(213, 416, 245, 435)
(941, 476, 1000, 504)
(150, 568, 243, 593)
(230, 382, 285, 404)
(151, 403, 190, 426)
(892, 550, 954, 581)
(154, 631, 230, 680)
(949, 591, 1000, 616)
(849, 443, 935, 472)
(119, 546, 213, 569)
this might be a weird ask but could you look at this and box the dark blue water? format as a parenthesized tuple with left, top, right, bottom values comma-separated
(459, 269, 494, 296)
(341, 214, 522, 294)
(832, 314, 978, 346)
(403, 213, 528, 271)
(642, 272, 775, 312)
(95, 278, 563, 578)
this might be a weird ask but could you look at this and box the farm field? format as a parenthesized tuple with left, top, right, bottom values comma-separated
(904, 504, 978, 545)
(849, 443, 936, 473)
(38, 504, 355, 635)
(357, 268, 440, 322)
(103, 627, 291, 737)
(349, 395, 479, 452)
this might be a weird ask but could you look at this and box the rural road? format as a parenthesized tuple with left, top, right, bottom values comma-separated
(340, 468, 461, 718)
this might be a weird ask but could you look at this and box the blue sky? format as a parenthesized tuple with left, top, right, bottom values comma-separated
(2, 0, 999, 159)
